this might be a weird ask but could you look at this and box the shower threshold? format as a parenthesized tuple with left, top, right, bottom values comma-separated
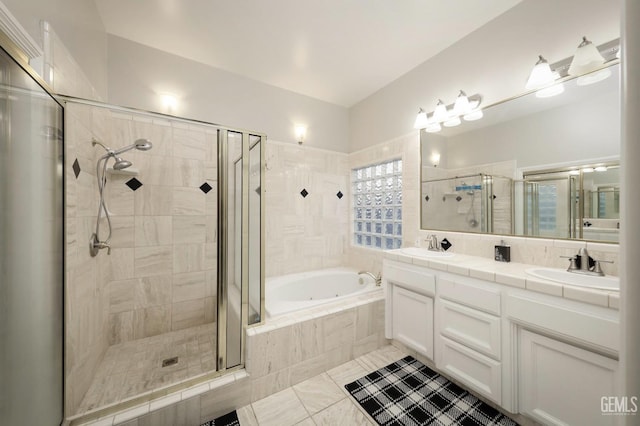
(76, 322, 217, 416)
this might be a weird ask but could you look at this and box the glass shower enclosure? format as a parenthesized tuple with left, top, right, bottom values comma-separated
(0, 39, 64, 424)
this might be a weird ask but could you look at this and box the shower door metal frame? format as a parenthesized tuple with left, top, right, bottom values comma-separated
(217, 129, 266, 372)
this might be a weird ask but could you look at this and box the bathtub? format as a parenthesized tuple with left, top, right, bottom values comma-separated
(265, 267, 379, 317)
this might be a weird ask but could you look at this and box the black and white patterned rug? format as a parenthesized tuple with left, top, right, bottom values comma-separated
(345, 356, 519, 426)
(200, 409, 240, 426)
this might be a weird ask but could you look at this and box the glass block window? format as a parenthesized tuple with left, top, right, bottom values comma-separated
(352, 159, 402, 250)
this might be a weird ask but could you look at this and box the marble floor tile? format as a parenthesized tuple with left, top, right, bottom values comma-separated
(326, 360, 368, 388)
(355, 344, 406, 372)
(312, 398, 375, 426)
(236, 405, 258, 426)
(293, 373, 345, 415)
(251, 388, 309, 426)
(293, 418, 316, 426)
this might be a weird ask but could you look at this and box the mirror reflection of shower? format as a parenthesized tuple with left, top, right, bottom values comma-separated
(90, 137, 153, 256)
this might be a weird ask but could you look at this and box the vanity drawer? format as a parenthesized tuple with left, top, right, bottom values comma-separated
(439, 299, 501, 360)
(438, 275, 501, 315)
(437, 335, 502, 405)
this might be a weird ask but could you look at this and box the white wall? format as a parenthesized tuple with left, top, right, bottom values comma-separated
(349, 0, 621, 152)
(107, 35, 350, 152)
(2, 0, 108, 99)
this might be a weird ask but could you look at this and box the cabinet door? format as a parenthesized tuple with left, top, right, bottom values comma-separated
(392, 286, 433, 359)
(519, 329, 619, 426)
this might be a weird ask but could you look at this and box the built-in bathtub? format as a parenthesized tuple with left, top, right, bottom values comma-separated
(245, 267, 386, 402)
(265, 267, 379, 317)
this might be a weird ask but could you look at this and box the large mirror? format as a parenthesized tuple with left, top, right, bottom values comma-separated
(420, 62, 620, 243)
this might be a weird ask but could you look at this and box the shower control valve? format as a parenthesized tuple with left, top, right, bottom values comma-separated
(90, 233, 111, 256)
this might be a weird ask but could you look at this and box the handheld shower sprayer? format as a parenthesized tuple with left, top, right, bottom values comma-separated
(90, 138, 153, 256)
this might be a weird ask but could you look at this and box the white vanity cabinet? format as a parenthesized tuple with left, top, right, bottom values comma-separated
(384, 260, 436, 359)
(383, 255, 621, 425)
(507, 289, 620, 426)
(435, 274, 503, 405)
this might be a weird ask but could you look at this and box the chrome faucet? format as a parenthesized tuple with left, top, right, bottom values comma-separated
(563, 247, 613, 277)
(358, 271, 382, 286)
(427, 234, 442, 252)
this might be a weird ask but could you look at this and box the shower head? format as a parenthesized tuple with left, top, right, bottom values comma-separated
(113, 139, 153, 155)
(113, 157, 132, 170)
(134, 139, 153, 151)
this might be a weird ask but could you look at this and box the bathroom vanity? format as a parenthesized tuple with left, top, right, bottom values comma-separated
(383, 249, 620, 426)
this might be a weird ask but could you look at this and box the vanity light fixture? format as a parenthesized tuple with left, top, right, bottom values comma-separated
(413, 108, 429, 129)
(453, 90, 472, 116)
(582, 167, 595, 173)
(463, 110, 483, 121)
(443, 116, 461, 127)
(568, 37, 607, 77)
(413, 92, 483, 132)
(433, 100, 449, 123)
(425, 122, 442, 133)
(595, 166, 608, 172)
(535, 79, 565, 98)
(294, 124, 306, 145)
(569, 169, 580, 176)
(525, 55, 556, 90)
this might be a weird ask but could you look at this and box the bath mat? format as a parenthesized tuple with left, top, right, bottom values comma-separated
(345, 356, 518, 426)
(200, 409, 240, 426)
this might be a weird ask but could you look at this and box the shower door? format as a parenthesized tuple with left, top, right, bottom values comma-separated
(217, 129, 264, 370)
(0, 42, 64, 424)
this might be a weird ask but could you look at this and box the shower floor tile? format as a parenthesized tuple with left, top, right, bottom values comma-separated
(77, 322, 216, 414)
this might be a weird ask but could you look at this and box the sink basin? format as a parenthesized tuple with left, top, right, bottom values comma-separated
(526, 267, 619, 291)
(399, 247, 455, 258)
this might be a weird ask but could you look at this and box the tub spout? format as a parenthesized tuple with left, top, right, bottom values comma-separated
(358, 271, 382, 286)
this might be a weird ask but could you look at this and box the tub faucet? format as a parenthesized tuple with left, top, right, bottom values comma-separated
(358, 271, 382, 286)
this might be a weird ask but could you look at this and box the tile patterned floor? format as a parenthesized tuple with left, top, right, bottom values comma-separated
(236, 345, 408, 426)
(78, 322, 216, 414)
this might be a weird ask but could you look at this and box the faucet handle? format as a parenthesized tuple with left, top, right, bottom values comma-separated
(561, 255, 578, 271)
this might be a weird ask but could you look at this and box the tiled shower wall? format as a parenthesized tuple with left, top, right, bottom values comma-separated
(65, 101, 218, 415)
(264, 141, 349, 277)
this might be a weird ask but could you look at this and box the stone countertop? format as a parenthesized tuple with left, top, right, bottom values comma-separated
(383, 249, 619, 311)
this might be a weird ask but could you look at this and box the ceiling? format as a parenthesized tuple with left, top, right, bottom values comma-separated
(94, 0, 522, 107)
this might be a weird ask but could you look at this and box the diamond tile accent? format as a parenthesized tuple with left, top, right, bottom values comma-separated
(300, 189, 308, 198)
(255, 185, 261, 195)
(72, 159, 81, 179)
(126, 177, 143, 191)
(336, 191, 343, 199)
(425, 195, 430, 202)
(200, 182, 213, 194)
